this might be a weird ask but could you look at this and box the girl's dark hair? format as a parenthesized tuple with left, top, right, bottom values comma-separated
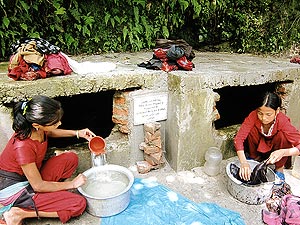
(12, 95, 63, 140)
(260, 92, 282, 110)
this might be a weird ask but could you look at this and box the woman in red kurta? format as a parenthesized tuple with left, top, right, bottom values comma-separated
(0, 95, 96, 225)
(234, 92, 300, 182)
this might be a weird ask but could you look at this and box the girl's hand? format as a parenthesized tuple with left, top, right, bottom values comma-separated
(239, 162, 251, 181)
(267, 149, 286, 164)
(71, 174, 87, 189)
(77, 128, 96, 141)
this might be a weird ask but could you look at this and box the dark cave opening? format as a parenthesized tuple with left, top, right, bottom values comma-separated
(213, 83, 282, 130)
(48, 91, 115, 148)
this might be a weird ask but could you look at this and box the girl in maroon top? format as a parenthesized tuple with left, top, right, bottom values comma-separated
(0, 95, 96, 225)
(234, 92, 300, 182)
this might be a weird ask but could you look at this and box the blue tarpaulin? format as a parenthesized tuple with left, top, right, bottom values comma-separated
(101, 178, 246, 225)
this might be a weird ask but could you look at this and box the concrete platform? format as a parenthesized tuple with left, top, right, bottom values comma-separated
(25, 156, 300, 225)
(1, 51, 300, 171)
(1, 52, 300, 224)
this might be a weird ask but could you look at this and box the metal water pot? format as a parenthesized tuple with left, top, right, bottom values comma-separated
(91, 153, 107, 166)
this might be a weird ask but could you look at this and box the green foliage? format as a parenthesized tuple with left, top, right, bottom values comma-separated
(0, 0, 299, 61)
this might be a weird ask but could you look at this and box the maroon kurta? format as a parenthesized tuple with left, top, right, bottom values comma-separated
(234, 110, 300, 169)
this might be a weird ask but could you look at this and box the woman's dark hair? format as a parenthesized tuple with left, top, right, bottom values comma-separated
(260, 92, 282, 110)
(12, 95, 63, 140)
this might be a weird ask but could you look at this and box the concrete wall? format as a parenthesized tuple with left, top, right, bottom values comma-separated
(285, 82, 300, 129)
(166, 75, 218, 171)
(0, 106, 13, 151)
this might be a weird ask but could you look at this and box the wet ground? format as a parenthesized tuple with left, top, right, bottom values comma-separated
(25, 156, 300, 225)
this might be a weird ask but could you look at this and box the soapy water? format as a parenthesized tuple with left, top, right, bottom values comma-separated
(82, 170, 129, 198)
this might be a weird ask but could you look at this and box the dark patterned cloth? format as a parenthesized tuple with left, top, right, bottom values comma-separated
(137, 39, 195, 72)
(0, 169, 39, 217)
(265, 182, 292, 214)
(155, 39, 195, 60)
(10, 37, 61, 54)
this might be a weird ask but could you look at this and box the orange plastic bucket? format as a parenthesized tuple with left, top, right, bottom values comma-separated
(89, 136, 106, 155)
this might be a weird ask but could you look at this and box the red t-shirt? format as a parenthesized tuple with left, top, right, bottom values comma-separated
(0, 134, 48, 175)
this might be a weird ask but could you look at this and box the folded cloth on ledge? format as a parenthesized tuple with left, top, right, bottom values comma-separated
(101, 178, 245, 225)
(290, 56, 300, 64)
(60, 52, 116, 74)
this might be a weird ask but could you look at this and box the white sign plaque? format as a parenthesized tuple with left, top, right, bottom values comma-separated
(133, 93, 168, 125)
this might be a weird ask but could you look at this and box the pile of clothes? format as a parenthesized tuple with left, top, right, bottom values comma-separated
(138, 39, 195, 72)
(262, 183, 300, 224)
(290, 56, 300, 64)
(8, 38, 72, 81)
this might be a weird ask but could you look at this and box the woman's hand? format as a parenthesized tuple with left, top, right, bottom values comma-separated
(267, 149, 286, 164)
(77, 128, 96, 141)
(236, 150, 251, 181)
(239, 162, 251, 181)
(71, 174, 87, 189)
(267, 147, 299, 165)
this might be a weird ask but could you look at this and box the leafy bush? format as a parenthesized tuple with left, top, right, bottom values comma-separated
(0, 0, 299, 61)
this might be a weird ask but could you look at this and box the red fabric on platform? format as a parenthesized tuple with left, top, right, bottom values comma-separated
(45, 52, 72, 75)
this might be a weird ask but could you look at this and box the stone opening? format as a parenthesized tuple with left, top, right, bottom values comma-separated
(213, 81, 293, 130)
(48, 91, 115, 148)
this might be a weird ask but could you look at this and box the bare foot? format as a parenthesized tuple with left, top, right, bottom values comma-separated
(3, 207, 23, 225)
